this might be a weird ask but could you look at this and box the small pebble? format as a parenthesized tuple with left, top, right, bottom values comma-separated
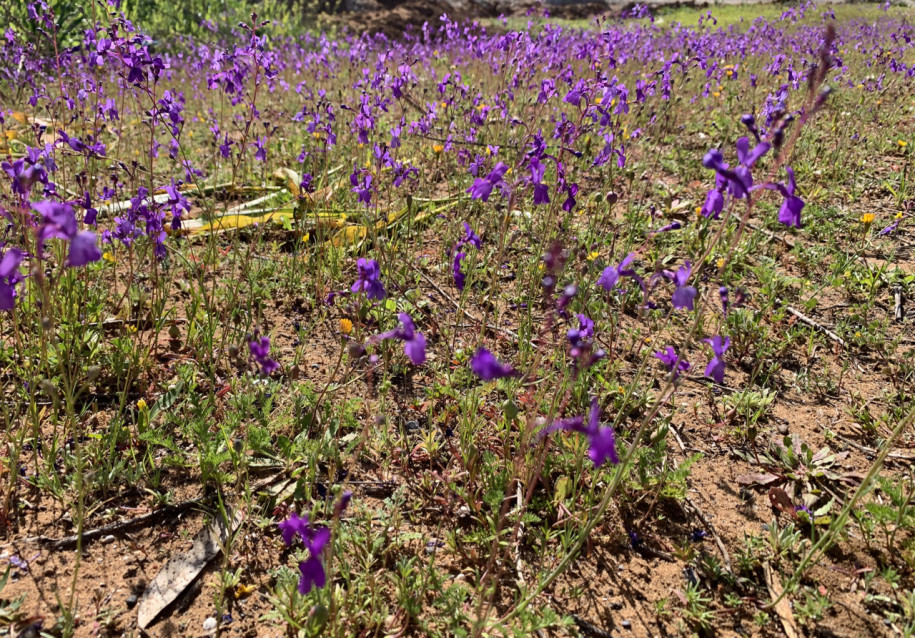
(622, 620, 632, 630)
(203, 617, 218, 632)
(126, 594, 138, 608)
(101, 535, 116, 545)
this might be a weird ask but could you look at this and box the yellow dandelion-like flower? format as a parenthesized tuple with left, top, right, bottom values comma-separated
(137, 398, 147, 411)
(695, 206, 704, 217)
(712, 92, 721, 98)
(594, 96, 602, 105)
(339, 318, 353, 335)
(587, 251, 600, 261)
(126, 324, 138, 334)
(895, 212, 904, 220)
(899, 140, 909, 148)
(860, 213, 876, 224)
(432, 144, 444, 154)
(716, 257, 725, 269)
(102, 251, 116, 264)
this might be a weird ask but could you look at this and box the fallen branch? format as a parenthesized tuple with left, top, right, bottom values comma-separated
(786, 306, 845, 347)
(19, 496, 206, 549)
(835, 434, 915, 462)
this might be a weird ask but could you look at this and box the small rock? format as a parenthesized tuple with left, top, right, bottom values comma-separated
(101, 535, 116, 545)
(777, 422, 789, 435)
(203, 617, 218, 632)
(621, 620, 632, 630)
(126, 594, 138, 608)
(404, 420, 420, 432)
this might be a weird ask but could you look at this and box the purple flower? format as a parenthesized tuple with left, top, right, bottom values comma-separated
(33, 200, 77, 248)
(719, 286, 729, 315)
(298, 555, 327, 595)
(567, 313, 594, 347)
(467, 162, 509, 202)
(334, 491, 353, 518)
(373, 313, 426, 365)
(654, 346, 690, 378)
(530, 156, 550, 205)
(32, 200, 100, 267)
(667, 261, 697, 310)
(351, 258, 386, 300)
(772, 167, 805, 228)
(456, 222, 482, 250)
(67, 231, 101, 267)
(0, 248, 23, 311)
(452, 223, 481, 291)
(277, 513, 332, 595)
(470, 348, 516, 381)
(703, 336, 730, 384)
(453, 252, 467, 291)
(597, 253, 643, 292)
(735, 136, 770, 169)
(249, 333, 279, 375)
(703, 150, 750, 200)
(278, 512, 310, 547)
(701, 189, 724, 219)
(539, 398, 620, 468)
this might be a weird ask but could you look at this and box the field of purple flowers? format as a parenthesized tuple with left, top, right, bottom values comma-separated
(1, 1, 915, 635)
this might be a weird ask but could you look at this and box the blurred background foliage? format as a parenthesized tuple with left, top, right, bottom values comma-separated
(1, 0, 341, 49)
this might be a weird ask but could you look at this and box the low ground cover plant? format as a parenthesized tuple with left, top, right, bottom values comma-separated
(1, 1, 914, 635)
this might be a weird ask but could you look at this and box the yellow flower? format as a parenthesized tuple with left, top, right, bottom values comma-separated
(432, 144, 444, 154)
(339, 318, 353, 335)
(234, 584, 256, 599)
(695, 206, 703, 217)
(102, 251, 116, 264)
(126, 324, 138, 334)
(594, 96, 602, 105)
(586, 251, 600, 261)
(712, 92, 721, 98)
(895, 212, 904, 220)
(137, 398, 147, 411)
(716, 257, 725, 269)
(899, 140, 909, 148)
(860, 213, 876, 225)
